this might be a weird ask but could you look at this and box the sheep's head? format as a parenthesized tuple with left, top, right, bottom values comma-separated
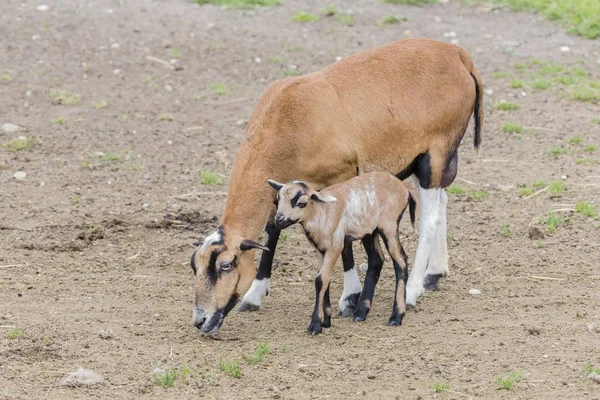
(267, 179, 336, 229)
(191, 227, 267, 334)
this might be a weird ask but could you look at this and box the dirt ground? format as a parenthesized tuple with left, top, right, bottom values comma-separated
(1, 0, 599, 399)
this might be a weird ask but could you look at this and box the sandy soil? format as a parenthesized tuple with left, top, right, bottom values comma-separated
(1, 0, 599, 399)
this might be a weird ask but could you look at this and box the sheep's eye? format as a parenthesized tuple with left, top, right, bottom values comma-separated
(221, 262, 234, 272)
(297, 202, 307, 208)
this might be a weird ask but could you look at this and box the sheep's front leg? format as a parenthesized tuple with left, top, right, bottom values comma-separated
(338, 242, 362, 317)
(308, 251, 339, 335)
(424, 189, 449, 290)
(239, 223, 281, 311)
(353, 234, 384, 322)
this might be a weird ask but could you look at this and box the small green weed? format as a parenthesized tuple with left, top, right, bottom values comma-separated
(171, 48, 181, 59)
(91, 100, 108, 109)
(179, 366, 192, 385)
(549, 180, 566, 194)
(510, 79, 524, 88)
(533, 180, 546, 188)
(5, 137, 35, 153)
(500, 224, 512, 237)
(381, 0, 436, 4)
(584, 365, 600, 375)
(497, 369, 522, 390)
(200, 170, 222, 185)
(381, 15, 407, 24)
(153, 368, 177, 388)
(470, 190, 489, 200)
(514, 63, 527, 72)
(549, 146, 568, 157)
(280, 232, 290, 241)
(492, 71, 508, 79)
(211, 83, 229, 95)
(536, 240, 544, 247)
(335, 13, 355, 26)
(8, 329, 24, 340)
(270, 56, 283, 64)
(575, 201, 597, 218)
(1, 74, 11, 81)
(584, 145, 597, 153)
(292, 12, 319, 22)
(591, 118, 599, 124)
(568, 136, 582, 145)
(574, 157, 596, 164)
(571, 86, 600, 103)
(192, 0, 280, 8)
(243, 342, 272, 364)
(219, 359, 243, 378)
(446, 185, 466, 195)
(531, 79, 551, 90)
(446, 232, 454, 241)
(497, 102, 520, 111)
(157, 113, 174, 121)
(540, 212, 568, 233)
(503, 123, 522, 134)
(51, 89, 81, 105)
(322, 5, 338, 16)
(432, 382, 450, 393)
(71, 194, 81, 205)
(283, 69, 300, 77)
(520, 187, 534, 197)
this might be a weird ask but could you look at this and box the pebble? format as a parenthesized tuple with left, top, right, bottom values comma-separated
(1, 123, 20, 133)
(142, 202, 150, 209)
(359, 263, 368, 273)
(254, 57, 262, 63)
(588, 371, 600, 383)
(335, 56, 342, 62)
(434, 16, 442, 22)
(442, 31, 456, 38)
(450, 39, 459, 45)
(484, 88, 494, 96)
(587, 322, 599, 333)
(98, 329, 113, 339)
(14, 171, 27, 180)
(110, 43, 120, 49)
(36, 4, 49, 11)
(468, 288, 481, 295)
(164, 84, 173, 92)
(236, 119, 247, 126)
(113, 69, 120, 74)
(59, 367, 103, 386)
(560, 46, 570, 53)
(32, 35, 40, 41)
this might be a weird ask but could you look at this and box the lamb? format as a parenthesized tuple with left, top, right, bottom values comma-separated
(267, 172, 416, 335)
(191, 38, 483, 335)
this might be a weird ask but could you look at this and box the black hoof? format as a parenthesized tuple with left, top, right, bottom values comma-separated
(352, 306, 369, 322)
(238, 302, 260, 312)
(338, 293, 360, 317)
(322, 318, 331, 329)
(308, 321, 322, 335)
(423, 274, 444, 291)
(388, 313, 405, 326)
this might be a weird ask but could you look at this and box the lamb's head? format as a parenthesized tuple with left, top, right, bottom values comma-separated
(191, 227, 268, 334)
(267, 179, 336, 229)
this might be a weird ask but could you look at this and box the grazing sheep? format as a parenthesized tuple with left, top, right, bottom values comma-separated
(191, 38, 483, 334)
(268, 172, 416, 335)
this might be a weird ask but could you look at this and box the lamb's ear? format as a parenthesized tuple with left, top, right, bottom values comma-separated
(310, 192, 337, 203)
(267, 179, 284, 191)
(240, 239, 269, 252)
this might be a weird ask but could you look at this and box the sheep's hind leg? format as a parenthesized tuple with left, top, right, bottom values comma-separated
(239, 223, 280, 312)
(338, 242, 362, 317)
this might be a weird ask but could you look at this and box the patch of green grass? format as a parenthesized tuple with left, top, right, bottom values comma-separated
(533, 180, 546, 188)
(584, 365, 600, 375)
(1, 74, 10, 82)
(200, 170, 222, 185)
(492, 71, 508, 79)
(446, 232, 454, 241)
(335, 13, 355, 26)
(101, 153, 122, 162)
(591, 118, 599, 124)
(283, 69, 300, 77)
(280, 232, 290, 241)
(568, 136, 582, 145)
(519, 187, 534, 197)
(322, 5, 338, 16)
(432, 382, 450, 393)
(51, 89, 81, 105)
(145, 76, 154, 84)
(571, 86, 600, 103)
(446, 185, 466, 195)
(8, 329, 24, 340)
(538, 63, 564, 75)
(540, 212, 569, 233)
(531, 78, 551, 90)
(381, 15, 407, 24)
(292, 12, 319, 22)
(243, 342, 272, 364)
(50, 116, 67, 125)
(549, 180, 566, 194)
(491, 0, 600, 39)
(381, 0, 436, 4)
(513, 63, 527, 72)
(502, 122, 523, 134)
(153, 368, 177, 388)
(510, 79, 524, 88)
(549, 145, 568, 157)
(470, 190, 489, 200)
(210, 83, 229, 96)
(536, 240, 544, 247)
(575, 201, 597, 218)
(192, 0, 280, 8)
(270, 56, 283, 64)
(497, 369, 522, 390)
(5, 137, 35, 153)
(71, 194, 81, 205)
(157, 113, 174, 121)
(171, 49, 181, 59)
(584, 145, 597, 153)
(91, 100, 108, 109)
(500, 224, 512, 237)
(497, 102, 520, 111)
(574, 157, 596, 164)
(219, 359, 243, 378)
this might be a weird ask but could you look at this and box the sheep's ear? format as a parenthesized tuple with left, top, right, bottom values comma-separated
(310, 193, 337, 203)
(267, 179, 284, 191)
(240, 239, 269, 252)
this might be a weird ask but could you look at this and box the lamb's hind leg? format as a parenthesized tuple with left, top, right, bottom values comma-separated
(338, 241, 362, 317)
(353, 233, 384, 322)
(378, 226, 408, 326)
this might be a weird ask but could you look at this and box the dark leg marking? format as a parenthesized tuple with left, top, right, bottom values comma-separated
(337, 241, 360, 317)
(308, 275, 324, 335)
(424, 274, 444, 291)
(353, 234, 383, 322)
(323, 283, 332, 328)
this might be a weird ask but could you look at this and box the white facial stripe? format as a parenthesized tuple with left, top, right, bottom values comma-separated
(201, 230, 223, 251)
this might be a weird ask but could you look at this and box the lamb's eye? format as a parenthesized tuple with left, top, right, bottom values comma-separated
(297, 202, 307, 208)
(221, 262, 234, 272)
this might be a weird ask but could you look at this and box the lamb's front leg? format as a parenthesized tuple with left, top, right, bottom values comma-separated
(308, 251, 340, 335)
